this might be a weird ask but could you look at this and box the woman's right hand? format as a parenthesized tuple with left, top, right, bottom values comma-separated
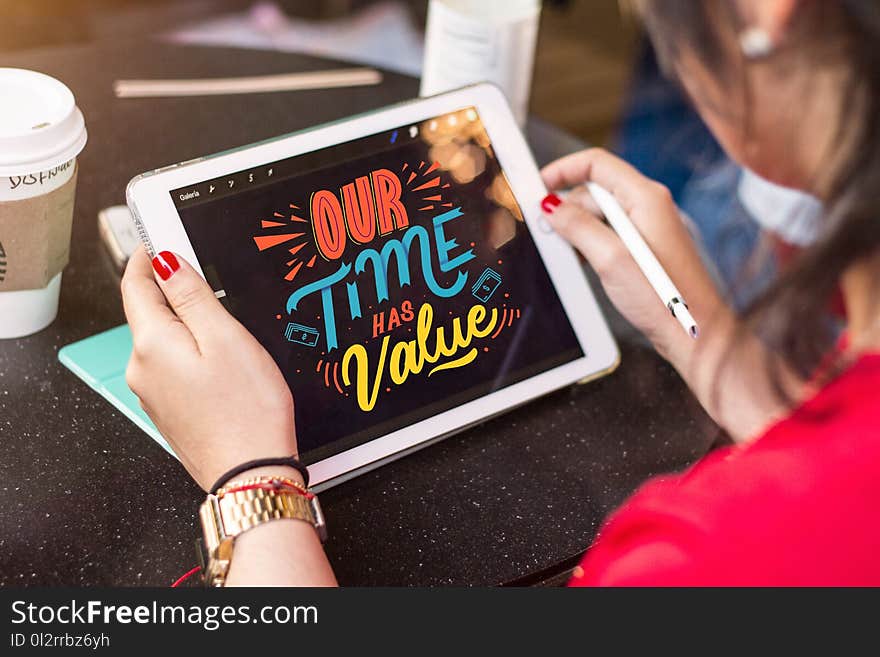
(541, 149, 795, 442)
(540, 148, 733, 370)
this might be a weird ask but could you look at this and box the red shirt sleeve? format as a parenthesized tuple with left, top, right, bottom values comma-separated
(569, 354, 880, 587)
(569, 472, 720, 586)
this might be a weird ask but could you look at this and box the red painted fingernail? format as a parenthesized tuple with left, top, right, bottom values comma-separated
(541, 193, 562, 214)
(151, 251, 180, 281)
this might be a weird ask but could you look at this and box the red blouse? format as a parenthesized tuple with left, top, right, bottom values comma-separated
(571, 353, 880, 586)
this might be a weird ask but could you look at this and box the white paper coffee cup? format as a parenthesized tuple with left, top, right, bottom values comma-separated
(420, 0, 541, 126)
(0, 68, 87, 339)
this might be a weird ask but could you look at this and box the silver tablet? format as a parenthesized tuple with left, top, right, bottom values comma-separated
(127, 83, 619, 489)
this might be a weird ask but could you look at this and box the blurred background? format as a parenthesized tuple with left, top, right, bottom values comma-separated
(4, 0, 793, 304)
(0, 0, 637, 146)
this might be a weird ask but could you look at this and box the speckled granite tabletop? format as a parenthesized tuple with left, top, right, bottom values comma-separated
(0, 41, 720, 587)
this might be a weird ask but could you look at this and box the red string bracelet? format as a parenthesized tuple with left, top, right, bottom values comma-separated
(171, 565, 202, 588)
(219, 479, 314, 500)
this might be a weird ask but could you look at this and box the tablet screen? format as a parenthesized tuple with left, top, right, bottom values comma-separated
(171, 107, 584, 464)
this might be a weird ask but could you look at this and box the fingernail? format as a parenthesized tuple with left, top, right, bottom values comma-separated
(152, 251, 180, 281)
(541, 193, 562, 214)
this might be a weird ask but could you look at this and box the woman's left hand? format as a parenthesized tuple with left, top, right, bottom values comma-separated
(120, 247, 297, 491)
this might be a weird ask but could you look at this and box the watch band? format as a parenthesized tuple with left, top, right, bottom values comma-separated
(199, 485, 327, 587)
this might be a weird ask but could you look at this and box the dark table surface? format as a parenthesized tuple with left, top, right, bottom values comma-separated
(0, 41, 719, 587)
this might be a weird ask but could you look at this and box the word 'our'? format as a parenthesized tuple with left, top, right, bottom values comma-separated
(311, 168, 409, 260)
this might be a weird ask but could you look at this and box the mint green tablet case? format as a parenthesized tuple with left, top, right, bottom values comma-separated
(58, 324, 174, 457)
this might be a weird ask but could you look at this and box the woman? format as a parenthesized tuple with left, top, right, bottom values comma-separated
(121, 0, 880, 585)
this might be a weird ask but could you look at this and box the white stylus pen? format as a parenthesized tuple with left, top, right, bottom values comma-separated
(586, 182, 699, 339)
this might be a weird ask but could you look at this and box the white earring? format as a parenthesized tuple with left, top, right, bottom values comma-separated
(739, 27, 774, 59)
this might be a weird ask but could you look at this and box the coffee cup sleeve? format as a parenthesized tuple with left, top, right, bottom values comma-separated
(0, 165, 78, 292)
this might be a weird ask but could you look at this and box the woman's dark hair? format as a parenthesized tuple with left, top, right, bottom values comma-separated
(634, 0, 880, 396)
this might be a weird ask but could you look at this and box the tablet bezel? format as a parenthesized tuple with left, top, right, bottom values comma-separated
(126, 83, 620, 490)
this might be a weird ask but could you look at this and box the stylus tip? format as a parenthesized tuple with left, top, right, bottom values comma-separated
(672, 302, 699, 340)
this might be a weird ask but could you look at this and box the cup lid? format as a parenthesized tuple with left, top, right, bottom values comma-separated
(0, 68, 87, 177)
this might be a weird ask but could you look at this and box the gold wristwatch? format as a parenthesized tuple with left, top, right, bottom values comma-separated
(197, 478, 327, 587)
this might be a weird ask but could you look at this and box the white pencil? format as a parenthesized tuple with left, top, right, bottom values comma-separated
(113, 68, 382, 99)
(586, 182, 699, 339)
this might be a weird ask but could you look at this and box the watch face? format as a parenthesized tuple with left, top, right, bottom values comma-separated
(198, 496, 233, 586)
(309, 496, 328, 543)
